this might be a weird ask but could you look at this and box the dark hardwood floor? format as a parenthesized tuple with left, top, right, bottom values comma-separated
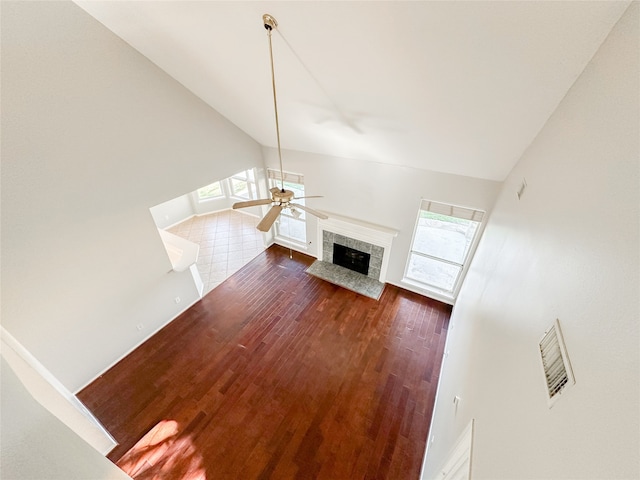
(78, 245, 451, 480)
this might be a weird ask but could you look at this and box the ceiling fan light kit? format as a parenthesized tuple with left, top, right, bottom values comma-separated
(232, 14, 328, 233)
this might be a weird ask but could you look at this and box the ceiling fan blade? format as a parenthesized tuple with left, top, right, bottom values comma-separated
(232, 198, 273, 209)
(256, 205, 283, 232)
(292, 195, 323, 200)
(290, 203, 328, 220)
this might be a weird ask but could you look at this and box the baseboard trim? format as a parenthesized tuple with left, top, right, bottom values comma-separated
(74, 295, 202, 395)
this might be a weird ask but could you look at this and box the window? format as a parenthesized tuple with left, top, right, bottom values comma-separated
(268, 169, 306, 244)
(196, 181, 224, 201)
(195, 169, 257, 204)
(405, 200, 484, 296)
(228, 169, 257, 200)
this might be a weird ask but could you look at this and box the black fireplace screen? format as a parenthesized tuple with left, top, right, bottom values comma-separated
(333, 244, 371, 275)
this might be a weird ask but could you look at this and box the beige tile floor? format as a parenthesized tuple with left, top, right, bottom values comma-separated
(167, 210, 265, 293)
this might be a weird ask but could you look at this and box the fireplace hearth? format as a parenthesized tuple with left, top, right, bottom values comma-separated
(305, 214, 398, 299)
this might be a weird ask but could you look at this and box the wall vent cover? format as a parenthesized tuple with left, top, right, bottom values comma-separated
(539, 319, 575, 406)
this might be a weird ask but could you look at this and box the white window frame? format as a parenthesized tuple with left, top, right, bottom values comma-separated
(268, 169, 306, 246)
(403, 199, 485, 301)
(228, 169, 257, 201)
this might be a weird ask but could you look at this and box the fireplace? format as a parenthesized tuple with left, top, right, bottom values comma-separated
(333, 244, 371, 275)
(317, 214, 398, 283)
(308, 214, 398, 299)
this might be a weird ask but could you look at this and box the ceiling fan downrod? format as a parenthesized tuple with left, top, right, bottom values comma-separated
(263, 14, 286, 193)
(230, 15, 328, 232)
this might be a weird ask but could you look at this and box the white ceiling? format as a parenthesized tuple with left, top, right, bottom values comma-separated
(74, 1, 629, 181)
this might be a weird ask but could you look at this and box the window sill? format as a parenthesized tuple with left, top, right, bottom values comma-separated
(273, 236, 309, 252)
(397, 277, 455, 305)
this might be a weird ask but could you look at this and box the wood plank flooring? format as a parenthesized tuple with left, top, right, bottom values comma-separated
(78, 245, 451, 480)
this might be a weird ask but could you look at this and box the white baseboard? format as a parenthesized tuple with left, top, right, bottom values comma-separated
(74, 295, 202, 394)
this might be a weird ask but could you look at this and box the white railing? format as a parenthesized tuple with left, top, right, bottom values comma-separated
(1, 326, 118, 455)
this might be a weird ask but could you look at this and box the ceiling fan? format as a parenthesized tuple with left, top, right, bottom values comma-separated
(232, 14, 328, 233)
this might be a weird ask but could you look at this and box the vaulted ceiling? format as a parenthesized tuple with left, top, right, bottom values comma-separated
(74, 1, 629, 181)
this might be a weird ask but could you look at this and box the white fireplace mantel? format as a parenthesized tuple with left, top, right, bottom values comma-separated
(317, 213, 398, 283)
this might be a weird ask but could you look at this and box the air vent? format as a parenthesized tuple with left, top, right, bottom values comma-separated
(539, 319, 575, 406)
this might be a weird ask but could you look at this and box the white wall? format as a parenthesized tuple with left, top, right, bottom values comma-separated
(150, 194, 195, 229)
(1, 1, 263, 392)
(262, 147, 501, 297)
(192, 195, 233, 216)
(1, 327, 117, 455)
(1, 358, 132, 480)
(422, 3, 639, 478)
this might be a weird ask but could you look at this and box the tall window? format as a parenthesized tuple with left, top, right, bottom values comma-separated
(229, 169, 257, 200)
(405, 200, 484, 296)
(268, 169, 306, 244)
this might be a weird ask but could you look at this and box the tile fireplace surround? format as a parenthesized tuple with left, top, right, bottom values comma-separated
(306, 214, 398, 299)
(322, 231, 383, 280)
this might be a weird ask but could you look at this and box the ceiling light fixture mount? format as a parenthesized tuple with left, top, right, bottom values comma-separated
(262, 13, 278, 32)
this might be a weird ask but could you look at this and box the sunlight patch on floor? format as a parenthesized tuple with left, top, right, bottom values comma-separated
(117, 419, 206, 480)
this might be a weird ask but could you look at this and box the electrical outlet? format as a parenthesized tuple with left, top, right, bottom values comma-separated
(174, 296, 181, 304)
(136, 323, 144, 331)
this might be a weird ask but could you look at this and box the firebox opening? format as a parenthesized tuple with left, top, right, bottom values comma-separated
(333, 244, 371, 276)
